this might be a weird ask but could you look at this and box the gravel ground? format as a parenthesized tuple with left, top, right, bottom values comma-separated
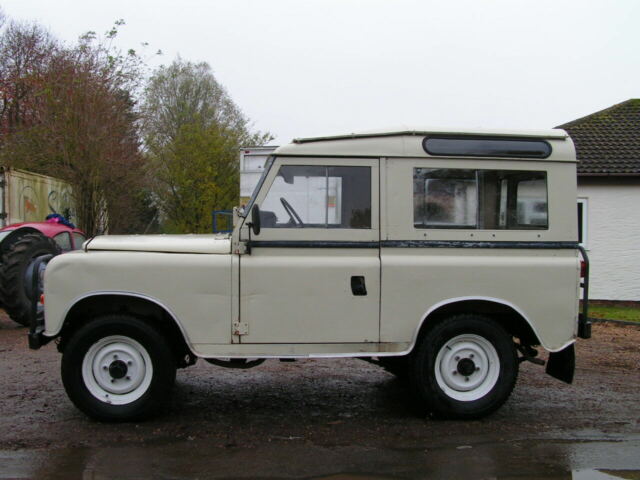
(1, 311, 639, 453)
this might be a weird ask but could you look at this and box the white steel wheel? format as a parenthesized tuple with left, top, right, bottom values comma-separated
(410, 314, 518, 419)
(434, 334, 500, 402)
(61, 314, 176, 422)
(82, 335, 154, 405)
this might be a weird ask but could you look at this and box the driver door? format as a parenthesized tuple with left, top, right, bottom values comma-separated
(239, 157, 380, 344)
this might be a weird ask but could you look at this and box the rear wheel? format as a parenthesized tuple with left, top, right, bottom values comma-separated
(0, 233, 60, 326)
(61, 315, 176, 422)
(410, 314, 518, 419)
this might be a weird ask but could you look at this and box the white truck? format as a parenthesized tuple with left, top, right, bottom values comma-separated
(30, 128, 590, 422)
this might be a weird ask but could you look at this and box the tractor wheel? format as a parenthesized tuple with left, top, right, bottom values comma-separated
(0, 233, 60, 326)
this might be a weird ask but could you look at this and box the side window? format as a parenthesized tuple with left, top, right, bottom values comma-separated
(53, 232, 72, 251)
(515, 176, 548, 227)
(413, 168, 548, 230)
(260, 165, 371, 229)
(72, 232, 87, 250)
(413, 169, 477, 228)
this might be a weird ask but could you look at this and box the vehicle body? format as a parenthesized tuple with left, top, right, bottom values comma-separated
(31, 127, 590, 421)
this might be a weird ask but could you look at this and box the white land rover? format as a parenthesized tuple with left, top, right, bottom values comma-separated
(29, 128, 591, 421)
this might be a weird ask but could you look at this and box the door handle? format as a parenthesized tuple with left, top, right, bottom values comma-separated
(351, 276, 367, 296)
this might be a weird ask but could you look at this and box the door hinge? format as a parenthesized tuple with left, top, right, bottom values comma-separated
(232, 321, 248, 336)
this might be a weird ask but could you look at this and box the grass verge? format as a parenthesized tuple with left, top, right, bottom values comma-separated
(588, 303, 640, 323)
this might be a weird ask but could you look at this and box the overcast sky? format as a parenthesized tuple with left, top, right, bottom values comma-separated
(2, 0, 638, 145)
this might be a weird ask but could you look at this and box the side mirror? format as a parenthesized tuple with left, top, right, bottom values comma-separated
(251, 204, 261, 235)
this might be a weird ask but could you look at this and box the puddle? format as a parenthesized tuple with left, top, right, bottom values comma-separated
(1, 438, 639, 479)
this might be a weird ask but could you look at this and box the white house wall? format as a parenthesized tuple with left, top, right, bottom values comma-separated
(578, 177, 640, 300)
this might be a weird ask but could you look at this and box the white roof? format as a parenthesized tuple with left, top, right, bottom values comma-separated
(274, 127, 574, 161)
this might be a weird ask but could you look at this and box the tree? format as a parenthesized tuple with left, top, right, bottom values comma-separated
(142, 58, 272, 233)
(0, 20, 56, 137)
(0, 20, 150, 235)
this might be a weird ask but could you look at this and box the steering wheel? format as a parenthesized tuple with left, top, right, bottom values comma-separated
(280, 197, 304, 226)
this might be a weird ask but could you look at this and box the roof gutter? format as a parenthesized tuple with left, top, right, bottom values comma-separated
(294, 129, 568, 144)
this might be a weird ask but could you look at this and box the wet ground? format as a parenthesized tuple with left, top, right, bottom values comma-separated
(1, 312, 639, 479)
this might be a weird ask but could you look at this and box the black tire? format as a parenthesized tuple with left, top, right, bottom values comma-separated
(0, 233, 60, 326)
(409, 314, 518, 419)
(61, 314, 177, 422)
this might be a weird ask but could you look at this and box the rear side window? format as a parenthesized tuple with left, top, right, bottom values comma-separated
(414, 168, 548, 230)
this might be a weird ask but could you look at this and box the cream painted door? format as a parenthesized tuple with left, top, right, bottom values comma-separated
(239, 158, 380, 344)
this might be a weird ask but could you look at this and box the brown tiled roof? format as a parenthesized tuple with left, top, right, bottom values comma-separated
(557, 99, 640, 176)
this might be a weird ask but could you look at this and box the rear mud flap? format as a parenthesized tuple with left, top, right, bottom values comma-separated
(545, 343, 575, 384)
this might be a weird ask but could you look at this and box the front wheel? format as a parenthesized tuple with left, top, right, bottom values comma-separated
(61, 315, 176, 422)
(409, 314, 518, 419)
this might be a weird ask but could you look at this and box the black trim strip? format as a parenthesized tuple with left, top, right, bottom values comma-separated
(382, 240, 578, 249)
(249, 240, 579, 249)
(250, 240, 379, 249)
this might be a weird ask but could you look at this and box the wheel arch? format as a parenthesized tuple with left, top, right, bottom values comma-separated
(57, 292, 195, 365)
(411, 296, 543, 352)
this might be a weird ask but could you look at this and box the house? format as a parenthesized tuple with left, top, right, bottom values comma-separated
(557, 99, 640, 300)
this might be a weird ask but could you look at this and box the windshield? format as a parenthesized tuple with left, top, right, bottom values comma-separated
(242, 156, 274, 217)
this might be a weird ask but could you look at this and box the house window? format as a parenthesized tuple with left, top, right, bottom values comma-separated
(577, 198, 588, 248)
(414, 168, 548, 230)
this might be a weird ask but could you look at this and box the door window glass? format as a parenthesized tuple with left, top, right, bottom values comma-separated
(261, 165, 371, 228)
